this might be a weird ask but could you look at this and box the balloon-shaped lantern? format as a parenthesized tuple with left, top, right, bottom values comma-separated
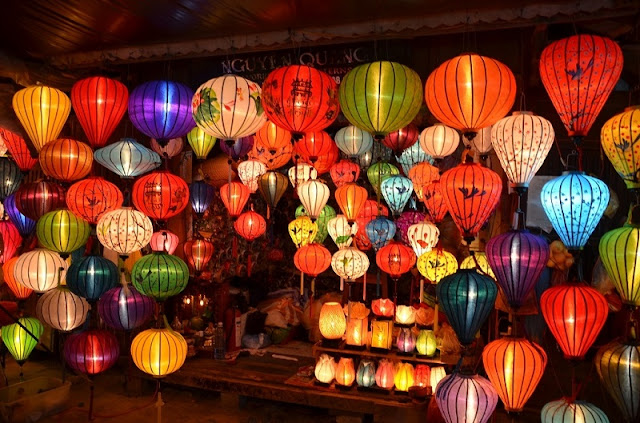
(0, 129, 37, 172)
(131, 326, 187, 377)
(14, 248, 67, 293)
(66, 255, 119, 302)
(258, 171, 288, 217)
(39, 138, 93, 182)
(3, 257, 32, 299)
(367, 161, 399, 198)
(407, 222, 440, 258)
(380, 175, 413, 216)
(327, 215, 357, 249)
(288, 162, 317, 188)
(294, 243, 331, 294)
(94, 138, 161, 178)
(238, 160, 267, 193)
(1, 317, 43, 365)
(15, 180, 65, 221)
(149, 229, 180, 254)
(36, 209, 90, 257)
(329, 160, 360, 188)
(0, 158, 22, 201)
(297, 180, 330, 220)
(541, 399, 609, 423)
(96, 208, 153, 257)
(36, 286, 90, 332)
(365, 216, 396, 250)
(150, 137, 183, 159)
(220, 181, 250, 218)
(4, 194, 35, 237)
(376, 241, 416, 280)
(331, 247, 370, 282)
(66, 177, 123, 224)
(183, 238, 214, 274)
(435, 372, 498, 423)
(255, 121, 291, 155)
(335, 183, 367, 223)
(601, 106, 640, 190)
(189, 180, 215, 218)
(131, 252, 189, 302)
(595, 339, 640, 422)
(235, 210, 267, 241)
(132, 171, 189, 221)
(288, 216, 318, 248)
(419, 124, 460, 159)
(382, 123, 419, 154)
(64, 330, 120, 375)
(397, 141, 434, 175)
(186, 126, 217, 160)
(98, 281, 154, 331)
(334, 126, 373, 158)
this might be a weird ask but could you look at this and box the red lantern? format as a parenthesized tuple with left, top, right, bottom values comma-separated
(234, 210, 267, 241)
(220, 181, 250, 218)
(294, 243, 332, 294)
(330, 160, 360, 188)
(294, 131, 335, 164)
(440, 160, 502, 242)
(2, 257, 32, 299)
(382, 123, 419, 154)
(539, 35, 623, 139)
(302, 140, 339, 175)
(15, 180, 66, 221)
(71, 76, 129, 149)
(248, 138, 293, 170)
(335, 183, 368, 223)
(132, 171, 189, 221)
(376, 241, 416, 280)
(183, 238, 214, 274)
(255, 121, 292, 154)
(64, 329, 120, 375)
(149, 229, 180, 254)
(0, 221, 22, 264)
(66, 177, 123, 224)
(261, 65, 339, 138)
(422, 181, 448, 224)
(0, 129, 37, 172)
(540, 284, 608, 360)
(39, 138, 93, 182)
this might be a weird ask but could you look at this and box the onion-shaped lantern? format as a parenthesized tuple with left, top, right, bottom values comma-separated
(437, 269, 497, 345)
(131, 326, 187, 377)
(149, 229, 179, 254)
(417, 249, 458, 283)
(332, 247, 370, 282)
(3, 257, 32, 299)
(36, 286, 90, 332)
(407, 221, 439, 258)
(287, 163, 317, 188)
(14, 248, 67, 293)
(375, 359, 396, 389)
(39, 138, 93, 182)
(1, 317, 43, 365)
(131, 252, 189, 301)
(339, 61, 422, 139)
(4, 194, 35, 237)
(94, 138, 161, 178)
(238, 160, 267, 193)
(183, 238, 214, 274)
(297, 180, 330, 221)
(98, 281, 154, 331)
(601, 106, 640, 190)
(234, 210, 267, 241)
(248, 136, 292, 170)
(419, 124, 460, 159)
(318, 302, 346, 340)
(334, 126, 373, 158)
(132, 171, 189, 221)
(595, 339, 640, 422)
(151, 137, 183, 159)
(376, 241, 416, 280)
(66, 177, 123, 224)
(367, 161, 399, 198)
(0, 129, 37, 172)
(258, 172, 288, 217)
(36, 209, 90, 258)
(482, 337, 547, 412)
(15, 180, 65, 221)
(365, 216, 396, 251)
(541, 171, 609, 249)
(330, 160, 360, 188)
(409, 163, 439, 202)
(189, 180, 215, 217)
(220, 181, 250, 218)
(0, 157, 22, 201)
(422, 181, 448, 224)
(66, 255, 118, 302)
(382, 123, 419, 154)
(96, 208, 153, 257)
(541, 399, 609, 423)
(294, 131, 335, 164)
(335, 183, 367, 223)
(335, 357, 356, 387)
(435, 372, 498, 423)
(327, 215, 357, 249)
(380, 175, 413, 216)
(186, 126, 217, 160)
(540, 284, 608, 359)
(64, 330, 120, 375)
(288, 216, 318, 248)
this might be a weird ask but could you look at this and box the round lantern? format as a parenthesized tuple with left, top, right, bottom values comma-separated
(367, 162, 400, 198)
(98, 282, 154, 330)
(397, 141, 434, 175)
(297, 204, 335, 244)
(131, 327, 187, 377)
(417, 249, 458, 283)
(335, 183, 367, 223)
(482, 337, 547, 412)
(541, 399, 609, 423)
(39, 138, 93, 182)
(425, 53, 516, 140)
(131, 252, 189, 301)
(304, 141, 338, 175)
(15, 180, 66, 221)
(248, 136, 292, 170)
(94, 138, 161, 178)
(375, 359, 396, 389)
(71, 76, 128, 149)
(419, 124, 460, 159)
(331, 247, 370, 282)
(539, 35, 623, 139)
(3, 257, 32, 299)
(183, 238, 214, 274)
(0, 157, 22, 201)
(4, 194, 34, 237)
(407, 222, 440, 258)
(435, 372, 498, 423)
(491, 112, 555, 190)
(96, 208, 153, 256)
(330, 160, 360, 188)
(64, 330, 120, 375)
(12, 85, 71, 152)
(437, 269, 497, 345)
(129, 80, 195, 145)
(382, 123, 419, 154)
(460, 252, 495, 280)
(380, 175, 413, 216)
(486, 229, 549, 309)
(396, 327, 416, 353)
(36, 209, 90, 257)
(376, 241, 416, 280)
(66, 177, 123, 224)
(66, 255, 118, 302)
(189, 180, 215, 218)
(288, 162, 317, 188)
(356, 359, 376, 387)
(1, 317, 43, 364)
(258, 172, 288, 216)
(422, 181, 448, 223)
(0, 129, 37, 172)
(151, 137, 183, 159)
(416, 329, 437, 356)
(149, 229, 179, 254)
(365, 216, 396, 250)
(220, 181, 250, 218)
(36, 286, 90, 332)
(318, 302, 346, 340)
(335, 357, 356, 387)
(294, 131, 335, 164)
(235, 210, 267, 241)
(186, 126, 217, 160)
(255, 121, 291, 154)
(440, 160, 502, 243)
(334, 126, 373, 158)
(601, 106, 640, 189)
(409, 163, 440, 202)
(14, 248, 67, 293)
(132, 171, 189, 221)
(315, 354, 336, 384)
(193, 75, 266, 140)
(238, 160, 267, 193)
(541, 171, 609, 249)
(595, 339, 640, 422)
(327, 215, 357, 249)
(339, 61, 422, 138)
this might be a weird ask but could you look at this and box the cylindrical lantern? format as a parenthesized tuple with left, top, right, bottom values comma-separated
(371, 319, 393, 350)
(331, 247, 370, 282)
(397, 327, 416, 353)
(335, 358, 356, 387)
(39, 138, 93, 182)
(601, 106, 640, 190)
(186, 126, 217, 160)
(382, 123, 419, 154)
(151, 137, 183, 159)
(365, 216, 396, 250)
(419, 124, 460, 159)
(356, 359, 376, 387)
(416, 329, 437, 356)
(66, 177, 124, 224)
(258, 171, 288, 215)
(36, 285, 90, 332)
(541, 398, 609, 423)
(407, 222, 440, 258)
(0, 220, 22, 264)
(3, 257, 32, 299)
(132, 171, 189, 221)
(345, 316, 367, 347)
(417, 249, 458, 283)
(327, 215, 357, 249)
(96, 208, 153, 256)
(0, 129, 37, 172)
(330, 160, 360, 188)
(334, 126, 373, 158)
(0, 158, 22, 201)
(131, 327, 187, 377)
(394, 362, 415, 392)
(14, 248, 67, 293)
(335, 183, 367, 223)
(64, 330, 120, 375)
(183, 238, 214, 274)
(131, 252, 189, 302)
(380, 175, 413, 216)
(238, 160, 268, 193)
(149, 229, 180, 254)
(314, 354, 336, 384)
(98, 283, 154, 331)
(288, 216, 318, 248)
(189, 180, 215, 217)
(297, 180, 330, 220)
(1, 317, 43, 363)
(15, 180, 65, 221)
(234, 210, 267, 241)
(375, 359, 396, 389)
(376, 241, 416, 280)
(66, 255, 118, 302)
(435, 372, 498, 423)
(409, 162, 440, 202)
(36, 209, 90, 257)
(318, 302, 346, 340)
(94, 138, 161, 178)
(595, 339, 640, 422)
(422, 181, 448, 224)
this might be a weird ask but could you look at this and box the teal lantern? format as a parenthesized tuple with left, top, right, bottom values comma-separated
(356, 359, 376, 387)
(397, 142, 434, 175)
(296, 205, 336, 243)
(67, 256, 119, 302)
(1, 317, 43, 371)
(380, 175, 413, 216)
(131, 252, 189, 301)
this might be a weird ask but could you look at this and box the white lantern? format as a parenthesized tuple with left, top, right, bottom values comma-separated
(541, 398, 609, 423)
(331, 247, 370, 281)
(297, 180, 330, 221)
(419, 123, 460, 159)
(288, 163, 317, 187)
(407, 222, 440, 257)
(430, 366, 447, 394)
(96, 208, 153, 256)
(238, 160, 267, 193)
(36, 286, 89, 332)
(14, 249, 68, 293)
(327, 215, 358, 249)
(334, 126, 373, 158)
(94, 138, 161, 178)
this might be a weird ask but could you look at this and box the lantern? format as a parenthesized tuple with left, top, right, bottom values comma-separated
(383, 124, 419, 154)
(287, 163, 317, 188)
(0, 129, 37, 172)
(4, 194, 35, 237)
(540, 284, 608, 359)
(435, 372, 498, 423)
(395, 211, 426, 245)
(467, 125, 494, 158)
(327, 215, 357, 249)
(15, 180, 65, 221)
(13, 85, 71, 152)
(249, 136, 292, 170)
(539, 35, 623, 139)
(460, 252, 495, 280)
(132, 171, 189, 221)
(371, 319, 394, 349)
(339, 61, 422, 139)
(306, 141, 339, 175)
(1, 317, 43, 364)
(430, 367, 447, 393)
(36, 209, 90, 257)
(380, 176, 413, 216)
(3, 257, 32, 299)
(314, 354, 336, 384)
(238, 160, 267, 193)
(36, 286, 90, 332)
(397, 327, 416, 353)
(482, 337, 547, 412)
(219, 181, 250, 218)
(486, 230, 549, 309)
(376, 241, 416, 280)
(425, 53, 516, 140)
(14, 248, 67, 293)
(94, 138, 161, 178)
(367, 162, 400, 198)
(330, 160, 360, 188)
(394, 363, 415, 392)
(131, 252, 189, 302)
(150, 229, 179, 254)
(422, 181, 448, 223)
(335, 183, 367, 223)
(294, 131, 335, 164)
(131, 326, 187, 377)
(437, 269, 497, 345)
(602, 106, 640, 190)
(258, 172, 288, 216)
(407, 222, 440, 258)
(491, 112, 555, 190)
(440, 160, 502, 243)
(409, 163, 440, 201)
(366, 216, 396, 250)
(416, 329, 437, 356)
(356, 359, 376, 387)
(66, 177, 123, 224)
(414, 365, 431, 388)
(71, 76, 128, 148)
(234, 210, 267, 241)
(335, 126, 373, 158)
(183, 238, 214, 274)
(371, 298, 395, 317)
(64, 330, 120, 375)
(189, 180, 215, 217)
(345, 316, 367, 347)
(375, 359, 396, 389)
(318, 302, 346, 340)
(419, 124, 460, 159)
(0, 158, 22, 201)
(595, 339, 640, 422)
(255, 121, 291, 154)
(151, 137, 183, 159)
(397, 142, 434, 176)
(288, 216, 317, 248)
(335, 358, 356, 386)
(541, 399, 609, 423)
(417, 249, 458, 283)
(39, 138, 93, 182)
(186, 127, 217, 160)
(66, 255, 118, 302)
(294, 243, 331, 292)
(297, 180, 330, 220)
(331, 247, 370, 282)
(395, 305, 417, 325)
(98, 283, 154, 331)
(96, 208, 153, 256)
(222, 135, 255, 161)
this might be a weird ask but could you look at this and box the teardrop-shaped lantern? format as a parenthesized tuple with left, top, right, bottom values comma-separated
(96, 208, 153, 256)
(186, 126, 217, 160)
(422, 181, 448, 224)
(39, 138, 93, 182)
(297, 180, 330, 220)
(334, 126, 373, 158)
(419, 124, 460, 159)
(131, 327, 187, 377)
(1, 317, 43, 364)
(335, 183, 368, 223)
(435, 372, 498, 423)
(409, 163, 439, 202)
(66, 177, 123, 225)
(330, 160, 360, 188)
(312, 205, 337, 244)
(14, 248, 67, 293)
(132, 171, 189, 221)
(36, 285, 90, 332)
(365, 216, 396, 250)
(396, 211, 427, 246)
(189, 180, 215, 218)
(0, 157, 22, 201)
(67, 255, 118, 302)
(3, 257, 32, 299)
(149, 229, 179, 254)
(288, 216, 318, 248)
(541, 399, 609, 423)
(238, 160, 267, 193)
(294, 243, 332, 278)
(98, 282, 154, 331)
(15, 180, 65, 221)
(601, 106, 640, 190)
(380, 175, 413, 216)
(0, 129, 37, 172)
(220, 181, 250, 218)
(183, 238, 214, 274)
(36, 209, 90, 258)
(460, 252, 496, 280)
(234, 210, 267, 241)
(417, 249, 458, 283)
(407, 222, 440, 258)
(367, 162, 399, 198)
(382, 123, 419, 154)
(94, 138, 161, 178)
(4, 193, 35, 237)
(64, 329, 120, 375)
(595, 339, 640, 422)
(376, 241, 416, 280)
(327, 215, 357, 249)
(151, 137, 183, 159)
(131, 252, 189, 302)
(331, 247, 370, 282)
(258, 171, 288, 215)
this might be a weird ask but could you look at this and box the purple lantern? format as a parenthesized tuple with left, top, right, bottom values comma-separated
(220, 135, 254, 160)
(486, 229, 549, 309)
(4, 193, 35, 237)
(98, 284, 154, 331)
(396, 327, 416, 353)
(128, 80, 195, 147)
(435, 372, 498, 423)
(396, 211, 426, 245)
(64, 330, 120, 375)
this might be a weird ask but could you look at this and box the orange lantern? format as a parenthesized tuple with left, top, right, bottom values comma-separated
(335, 183, 368, 223)
(330, 160, 360, 188)
(409, 163, 440, 201)
(425, 53, 516, 141)
(183, 238, 214, 274)
(294, 131, 336, 165)
(303, 141, 339, 175)
(132, 171, 189, 221)
(2, 257, 32, 299)
(0, 221, 22, 264)
(66, 177, 123, 224)
(372, 298, 395, 317)
(382, 123, 419, 154)
(220, 181, 250, 218)
(39, 138, 93, 182)
(149, 229, 180, 254)
(376, 241, 416, 280)
(371, 319, 393, 349)
(234, 210, 267, 241)
(414, 364, 431, 388)
(345, 316, 367, 347)
(248, 137, 293, 170)
(422, 181, 448, 224)
(335, 357, 356, 387)
(0, 129, 37, 172)
(318, 302, 346, 340)
(255, 121, 292, 153)
(294, 243, 331, 295)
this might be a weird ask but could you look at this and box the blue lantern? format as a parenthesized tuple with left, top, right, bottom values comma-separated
(437, 269, 497, 345)
(380, 175, 413, 216)
(94, 138, 161, 178)
(189, 180, 215, 217)
(67, 256, 119, 302)
(4, 193, 35, 237)
(540, 171, 609, 249)
(128, 80, 195, 147)
(366, 216, 396, 250)
(397, 142, 434, 175)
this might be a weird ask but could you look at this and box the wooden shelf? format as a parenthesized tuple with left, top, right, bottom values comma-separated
(312, 341, 455, 366)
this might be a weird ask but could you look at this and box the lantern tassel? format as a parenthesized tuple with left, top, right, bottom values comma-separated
(311, 277, 316, 298)
(433, 303, 439, 334)
(340, 277, 344, 292)
(376, 269, 381, 298)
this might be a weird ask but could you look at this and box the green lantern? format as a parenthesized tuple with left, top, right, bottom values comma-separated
(36, 209, 90, 258)
(416, 329, 437, 357)
(295, 205, 336, 243)
(1, 317, 44, 367)
(131, 252, 189, 302)
(367, 162, 400, 199)
(339, 61, 423, 139)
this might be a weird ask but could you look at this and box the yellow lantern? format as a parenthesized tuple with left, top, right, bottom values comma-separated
(186, 126, 217, 160)
(460, 252, 496, 280)
(131, 327, 187, 377)
(416, 329, 437, 357)
(371, 319, 393, 350)
(335, 358, 356, 386)
(430, 366, 447, 393)
(394, 362, 415, 392)
(417, 249, 458, 283)
(36, 209, 91, 258)
(318, 302, 346, 340)
(314, 354, 336, 384)
(288, 216, 318, 248)
(395, 305, 417, 325)
(601, 106, 640, 189)
(13, 85, 71, 152)
(345, 317, 367, 347)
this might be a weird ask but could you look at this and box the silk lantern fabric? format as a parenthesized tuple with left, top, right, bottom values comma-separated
(256, 121, 291, 154)
(331, 247, 370, 281)
(132, 171, 189, 221)
(36, 209, 90, 257)
(39, 138, 93, 182)
(2, 257, 33, 299)
(541, 399, 610, 423)
(131, 252, 189, 301)
(249, 135, 291, 170)
(150, 229, 180, 254)
(435, 372, 498, 423)
(183, 238, 214, 274)
(407, 222, 440, 258)
(15, 180, 65, 221)
(366, 216, 396, 250)
(294, 243, 331, 278)
(131, 327, 187, 377)
(66, 255, 118, 302)
(94, 138, 161, 178)
(327, 215, 357, 249)
(380, 175, 413, 216)
(419, 124, 460, 159)
(376, 241, 416, 280)
(288, 216, 318, 248)
(66, 177, 124, 224)
(64, 330, 120, 375)
(238, 160, 267, 193)
(330, 160, 360, 188)
(151, 137, 183, 159)
(397, 141, 434, 175)
(601, 106, 640, 189)
(382, 123, 419, 154)
(422, 181, 448, 224)
(14, 248, 67, 293)
(367, 161, 399, 198)
(334, 126, 373, 158)
(96, 208, 153, 256)
(1, 317, 43, 363)
(0, 158, 22, 201)
(335, 183, 368, 222)
(297, 180, 330, 220)
(36, 286, 90, 332)
(0, 129, 37, 172)
(4, 194, 35, 237)
(595, 339, 640, 422)
(409, 162, 440, 202)
(220, 181, 250, 218)
(417, 249, 458, 283)
(98, 283, 154, 331)
(258, 171, 288, 214)
(234, 210, 267, 241)
(186, 126, 217, 160)
(189, 180, 215, 217)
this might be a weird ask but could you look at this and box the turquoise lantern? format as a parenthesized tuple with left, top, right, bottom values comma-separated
(540, 171, 609, 249)
(356, 359, 376, 387)
(365, 216, 396, 250)
(67, 256, 119, 302)
(380, 175, 413, 216)
(94, 138, 161, 179)
(397, 142, 434, 175)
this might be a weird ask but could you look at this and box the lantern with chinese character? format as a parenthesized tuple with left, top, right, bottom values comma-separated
(327, 215, 357, 249)
(288, 216, 317, 248)
(422, 181, 447, 224)
(331, 247, 370, 282)
(36, 286, 90, 332)
(36, 209, 90, 258)
(419, 124, 460, 159)
(189, 180, 215, 218)
(541, 399, 609, 423)
(595, 339, 640, 422)
(356, 360, 376, 387)
(66, 255, 118, 302)
(39, 138, 93, 182)
(376, 241, 416, 280)
(132, 171, 189, 221)
(66, 177, 123, 225)
(365, 216, 395, 250)
(64, 330, 120, 375)
(238, 160, 267, 193)
(131, 325, 188, 377)
(382, 123, 419, 154)
(371, 319, 393, 349)
(235, 210, 267, 241)
(397, 327, 416, 353)
(186, 126, 217, 160)
(335, 126, 373, 158)
(330, 160, 360, 188)
(15, 180, 65, 221)
(183, 238, 214, 275)
(375, 359, 396, 389)
(417, 249, 458, 283)
(131, 252, 189, 302)
(94, 138, 161, 178)
(435, 372, 498, 423)
(4, 194, 35, 237)
(150, 230, 179, 254)
(13, 248, 67, 293)
(409, 163, 439, 201)
(96, 208, 153, 257)
(335, 183, 367, 223)
(0, 129, 37, 172)
(258, 171, 288, 217)
(318, 302, 346, 340)
(335, 358, 356, 387)
(407, 222, 439, 258)
(314, 354, 336, 384)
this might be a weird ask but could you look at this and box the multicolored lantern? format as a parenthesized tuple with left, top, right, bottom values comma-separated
(380, 175, 413, 216)
(417, 249, 458, 283)
(149, 229, 179, 254)
(131, 326, 187, 377)
(422, 181, 448, 223)
(234, 210, 267, 241)
(288, 216, 317, 248)
(36, 285, 90, 332)
(132, 171, 189, 221)
(131, 252, 189, 301)
(96, 208, 153, 257)
(94, 138, 161, 178)
(4, 194, 35, 237)
(541, 399, 609, 423)
(318, 302, 346, 340)
(39, 138, 93, 182)
(334, 126, 373, 158)
(327, 215, 357, 249)
(595, 339, 640, 422)
(238, 160, 267, 193)
(382, 123, 419, 154)
(419, 124, 460, 159)
(189, 180, 215, 218)
(0, 158, 22, 201)
(2, 257, 32, 299)
(186, 126, 217, 160)
(331, 247, 370, 282)
(98, 282, 154, 331)
(66, 177, 124, 224)
(335, 183, 367, 223)
(407, 222, 439, 258)
(435, 372, 498, 423)
(13, 248, 67, 293)
(1, 317, 43, 364)
(66, 255, 118, 302)
(365, 216, 396, 251)
(376, 241, 416, 280)
(15, 180, 65, 221)
(36, 209, 90, 258)
(0, 129, 37, 172)
(64, 330, 120, 375)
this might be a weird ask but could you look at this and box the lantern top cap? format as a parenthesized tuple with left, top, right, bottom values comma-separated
(624, 105, 640, 112)
(560, 170, 585, 176)
(324, 301, 342, 307)
(512, 111, 533, 116)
